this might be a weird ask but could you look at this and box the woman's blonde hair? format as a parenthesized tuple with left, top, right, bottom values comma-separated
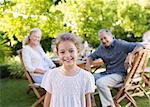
(52, 32, 82, 54)
(22, 28, 42, 46)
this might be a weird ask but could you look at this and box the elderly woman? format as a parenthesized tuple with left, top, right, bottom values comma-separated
(22, 28, 56, 83)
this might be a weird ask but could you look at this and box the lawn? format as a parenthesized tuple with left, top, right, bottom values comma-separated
(0, 79, 41, 107)
(0, 78, 150, 107)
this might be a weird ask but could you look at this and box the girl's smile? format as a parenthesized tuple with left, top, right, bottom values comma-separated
(58, 40, 79, 66)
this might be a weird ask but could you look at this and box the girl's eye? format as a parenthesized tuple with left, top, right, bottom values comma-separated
(69, 49, 74, 53)
(60, 51, 65, 54)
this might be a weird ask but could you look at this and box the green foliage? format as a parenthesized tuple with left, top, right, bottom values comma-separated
(41, 37, 54, 52)
(0, 36, 12, 63)
(0, 0, 65, 51)
(5, 56, 24, 78)
(0, 64, 10, 78)
(0, 0, 149, 51)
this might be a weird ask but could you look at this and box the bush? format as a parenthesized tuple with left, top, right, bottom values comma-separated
(4, 56, 24, 79)
(0, 64, 10, 78)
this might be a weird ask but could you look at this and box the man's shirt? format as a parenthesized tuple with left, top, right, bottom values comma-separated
(89, 39, 142, 75)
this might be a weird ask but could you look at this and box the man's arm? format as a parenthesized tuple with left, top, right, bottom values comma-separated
(124, 46, 145, 69)
(131, 45, 145, 54)
(85, 46, 102, 72)
(85, 57, 93, 72)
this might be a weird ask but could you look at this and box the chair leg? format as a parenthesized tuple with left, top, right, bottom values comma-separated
(125, 92, 137, 107)
(113, 89, 125, 107)
(26, 87, 32, 94)
(114, 87, 125, 100)
(32, 87, 44, 106)
(113, 98, 121, 107)
(139, 86, 150, 100)
(91, 94, 97, 107)
(31, 95, 45, 107)
(142, 74, 150, 86)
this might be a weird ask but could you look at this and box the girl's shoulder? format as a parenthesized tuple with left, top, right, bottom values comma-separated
(79, 68, 94, 78)
(79, 69, 95, 86)
(45, 67, 60, 77)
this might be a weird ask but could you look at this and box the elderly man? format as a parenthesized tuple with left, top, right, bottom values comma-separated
(85, 29, 144, 107)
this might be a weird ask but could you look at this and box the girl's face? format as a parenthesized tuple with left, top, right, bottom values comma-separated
(57, 40, 79, 67)
(29, 32, 41, 46)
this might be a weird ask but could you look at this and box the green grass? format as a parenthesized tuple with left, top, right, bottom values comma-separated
(0, 79, 41, 107)
(0, 79, 150, 107)
(94, 88, 150, 107)
(147, 58, 150, 67)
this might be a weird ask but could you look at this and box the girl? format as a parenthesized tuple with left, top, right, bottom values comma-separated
(41, 33, 95, 107)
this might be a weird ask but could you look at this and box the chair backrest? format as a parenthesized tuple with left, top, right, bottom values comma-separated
(124, 49, 148, 86)
(17, 49, 35, 84)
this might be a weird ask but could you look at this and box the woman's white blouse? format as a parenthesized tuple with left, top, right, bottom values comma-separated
(22, 45, 56, 73)
(41, 67, 95, 107)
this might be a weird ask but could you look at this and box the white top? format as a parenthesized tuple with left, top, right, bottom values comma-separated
(41, 67, 95, 107)
(22, 45, 56, 76)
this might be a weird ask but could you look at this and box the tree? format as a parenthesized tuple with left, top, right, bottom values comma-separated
(54, 0, 149, 47)
(0, 36, 11, 63)
(0, 0, 149, 51)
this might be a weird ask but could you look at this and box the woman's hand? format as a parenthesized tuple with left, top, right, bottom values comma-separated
(34, 69, 46, 74)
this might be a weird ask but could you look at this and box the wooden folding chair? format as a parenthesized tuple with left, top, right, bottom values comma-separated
(17, 49, 45, 107)
(144, 67, 150, 86)
(113, 49, 150, 107)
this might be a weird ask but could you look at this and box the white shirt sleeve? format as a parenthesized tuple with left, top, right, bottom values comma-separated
(39, 46, 56, 68)
(22, 47, 36, 72)
(41, 71, 52, 93)
(85, 72, 95, 94)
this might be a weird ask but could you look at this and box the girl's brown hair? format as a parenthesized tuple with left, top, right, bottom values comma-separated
(52, 33, 82, 54)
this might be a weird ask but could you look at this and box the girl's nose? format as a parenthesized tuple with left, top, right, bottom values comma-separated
(64, 51, 71, 57)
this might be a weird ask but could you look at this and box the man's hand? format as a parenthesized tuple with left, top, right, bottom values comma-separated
(124, 53, 134, 70)
(124, 46, 144, 70)
(85, 64, 91, 72)
(85, 57, 93, 72)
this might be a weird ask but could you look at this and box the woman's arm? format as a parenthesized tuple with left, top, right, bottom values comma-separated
(22, 47, 36, 72)
(39, 46, 56, 68)
(44, 92, 51, 107)
(34, 68, 46, 74)
(85, 93, 91, 107)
